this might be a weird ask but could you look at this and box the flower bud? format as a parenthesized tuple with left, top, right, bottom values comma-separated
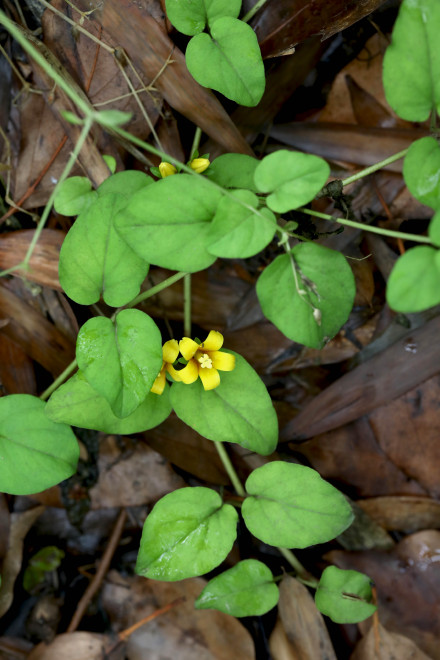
(159, 162, 177, 178)
(190, 157, 210, 174)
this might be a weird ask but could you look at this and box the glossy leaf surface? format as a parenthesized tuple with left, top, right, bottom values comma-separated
(186, 17, 265, 107)
(54, 176, 97, 216)
(170, 353, 278, 456)
(315, 566, 377, 623)
(383, 0, 440, 121)
(45, 372, 172, 433)
(207, 190, 277, 258)
(59, 193, 149, 307)
(256, 243, 355, 348)
(254, 150, 330, 213)
(0, 395, 78, 495)
(165, 0, 241, 35)
(135, 487, 238, 580)
(386, 246, 440, 313)
(195, 559, 279, 617)
(242, 462, 354, 548)
(115, 174, 222, 272)
(76, 310, 163, 418)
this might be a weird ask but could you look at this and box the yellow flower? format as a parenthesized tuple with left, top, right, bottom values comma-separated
(169, 330, 235, 391)
(150, 339, 180, 395)
(190, 157, 210, 174)
(159, 162, 177, 178)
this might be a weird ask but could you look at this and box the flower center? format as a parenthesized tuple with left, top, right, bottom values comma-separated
(198, 353, 213, 369)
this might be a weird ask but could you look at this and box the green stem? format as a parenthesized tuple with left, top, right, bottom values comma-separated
(277, 548, 318, 585)
(120, 271, 188, 311)
(40, 359, 78, 401)
(183, 274, 191, 337)
(340, 149, 408, 187)
(242, 0, 268, 22)
(299, 207, 433, 244)
(190, 126, 202, 161)
(214, 442, 246, 497)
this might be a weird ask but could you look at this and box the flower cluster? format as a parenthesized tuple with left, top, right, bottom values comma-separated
(158, 157, 210, 178)
(151, 331, 235, 395)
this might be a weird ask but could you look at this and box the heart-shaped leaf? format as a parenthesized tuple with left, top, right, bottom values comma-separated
(383, 0, 440, 121)
(165, 0, 241, 35)
(256, 243, 355, 349)
(315, 566, 377, 624)
(54, 176, 97, 216)
(254, 150, 330, 213)
(115, 174, 222, 272)
(76, 310, 163, 418)
(196, 559, 279, 617)
(45, 371, 172, 433)
(207, 190, 277, 258)
(97, 170, 153, 198)
(386, 246, 440, 312)
(186, 17, 265, 107)
(59, 193, 149, 307)
(135, 487, 238, 580)
(242, 462, 354, 548)
(403, 137, 440, 209)
(170, 352, 278, 456)
(0, 395, 79, 495)
(204, 154, 259, 191)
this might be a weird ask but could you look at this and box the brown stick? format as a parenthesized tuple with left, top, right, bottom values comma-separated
(66, 508, 127, 632)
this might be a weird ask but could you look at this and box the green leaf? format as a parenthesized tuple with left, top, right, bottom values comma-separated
(61, 111, 84, 125)
(386, 246, 440, 312)
(45, 371, 172, 433)
(207, 190, 277, 258)
(97, 170, 153, 198)
(254, 150, 330, 213)
(0, 395, 79, 496)
(95, 109, 132, 127)
(54, 177, 97, 216)
(403, 137, 440, 209)
(135, 487, 238, 580)
(170, 352, 278, 456)
(204, 154, 259, 192)
(195, 559, 279, 617)
(241, 462, 354, 548)
(114, 174, 222, 272)
(59, 193, 149, 307)
(102, 154, 117, 174)
(315, 566, 377, 624)
(256, 243, 355, 349)
(383, 0, 440, 121)
(76, 310, 163, 418)
(23, 546, 65, 593)
(165, 0, 241, 35)
(186, 17, 265, 107)
(429, 209, 440, 247)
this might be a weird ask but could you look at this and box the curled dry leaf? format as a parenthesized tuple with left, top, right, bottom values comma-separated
(358, 496, 440, 533)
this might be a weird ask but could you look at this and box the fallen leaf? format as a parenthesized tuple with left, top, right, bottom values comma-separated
(351, 622, 432, 660)
(358, 496, 440, 533)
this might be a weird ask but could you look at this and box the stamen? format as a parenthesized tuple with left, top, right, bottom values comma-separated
(198, 353, 213, 369)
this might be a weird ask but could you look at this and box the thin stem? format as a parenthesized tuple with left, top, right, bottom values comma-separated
(340, 149, 408, 187)
(299, 207, 433, 244)
(23, 117, 93, 267)
(278, 548, 318, 585)
(120, 271, 188, 311)
(214, 442, 246, 497)
(183, 274, 191, 337)
(40, 359, 78, 401)
(190, 126, 202, 161)
(242, 0, 268, 23)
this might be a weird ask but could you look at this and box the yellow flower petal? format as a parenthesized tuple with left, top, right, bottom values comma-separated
(211, 351, 235, 372)
(199, 366, 220, 390)
(159, 162, 177, 178)
(200, 330, 223, 352)
(150, 369, 166, 395)
(168, 360, 199, 384)
(163, 338, 179, 364)
(179, 337, 199, 360)
(190, 157, 210, 174)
